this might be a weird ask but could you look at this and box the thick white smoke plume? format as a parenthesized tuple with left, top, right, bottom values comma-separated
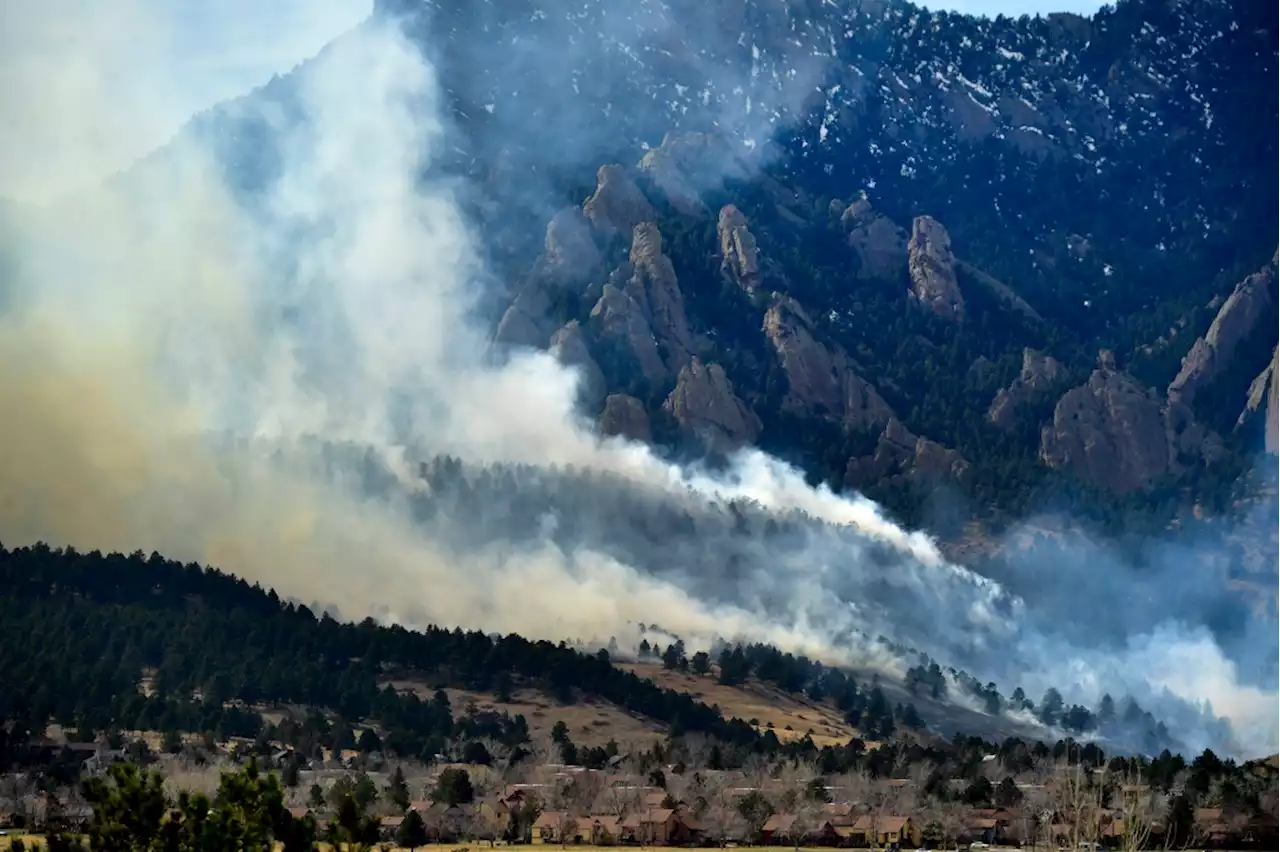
(0, 4, 1274, 759)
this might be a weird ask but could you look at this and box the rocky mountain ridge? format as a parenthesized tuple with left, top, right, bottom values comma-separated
(164, 0, 1277, 530)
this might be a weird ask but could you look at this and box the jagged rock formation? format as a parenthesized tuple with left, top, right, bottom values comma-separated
(663, 358, 761, 448)
(1168, 260, 1277, 407)
(493, 282, 555, 348)
(636, 132, 746, 217)
(845, 418, 971, 486)
(1040, 351, 1218, 493)
(542, 207, 600, 275)
(549, 321, 606, 407)
(623, 223, 695, 374)
(988, 348, 1069, 430)
(718, 204, 760, 293)
(907, 215, 965, 322)
(582, 165, 655, 235)
(840, 196, 909, 281)
(1237, 345, 1279, 454)
(598, 393, 652, 442)
(762, 296, 895, 432)
(588, 283, 667, 385)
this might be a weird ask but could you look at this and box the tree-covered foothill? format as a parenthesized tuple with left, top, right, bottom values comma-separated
(0, 542, 762, 770)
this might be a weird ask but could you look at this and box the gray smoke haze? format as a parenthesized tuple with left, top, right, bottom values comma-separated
(0, 1, 1274, 760)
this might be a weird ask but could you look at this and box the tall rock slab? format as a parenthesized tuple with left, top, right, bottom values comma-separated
(582, 165, 656, 235)
(840, 196, 909, 281)
(625, 222, 696, 374)
(907, 215, 966, 322)
(1237, 345, 1279, 454)
(717, 204, 761, 293)
(598, 393, 653, 443)
(664, 358, 761, 449)
(588, 283, 667, 386)
(1168, 260, 1277, 407)
(988, 348, 1069, 430)
(762, 296, 895, 433)
(1040, 350, 1216, 493)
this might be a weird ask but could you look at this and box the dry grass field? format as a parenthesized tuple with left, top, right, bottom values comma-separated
(381, 661, 864, 750)
(379, 680, 666, 748)
(617, 662, 861, 747)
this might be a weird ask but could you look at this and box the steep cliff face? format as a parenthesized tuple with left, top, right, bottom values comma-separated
(1237, 345, 1279, 454)
(637, 132, 748, 217)
(761, 296, 895, 433)
(839, 196, 909, 281)
(542, 207, 601, 276)
(1040, 351, 1218, 493)
(625, 222, 696, 374)
(907, 216, 965, 323)
(493, 281, 555, 349)
(582, 165, 655, 235)
(598, 393, 652, 442)
(550, 321, 606, 407)
(663, 357, 761, 449)
(718, 204, 761, 294)
(1168, 260, 1277, 407)
(988, 348, 1069, 430)
(588, 283, 667, 385)
(845, 417, 971, 487)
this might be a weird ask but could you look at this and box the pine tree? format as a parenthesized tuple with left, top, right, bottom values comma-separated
(397, 808, 429, 850)
(387, 765, 411, 810)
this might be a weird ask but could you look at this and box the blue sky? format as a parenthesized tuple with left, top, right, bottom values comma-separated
(0, 0, 1104, 201)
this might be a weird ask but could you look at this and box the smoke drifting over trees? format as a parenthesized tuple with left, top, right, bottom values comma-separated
(0, 1, 1273, 762)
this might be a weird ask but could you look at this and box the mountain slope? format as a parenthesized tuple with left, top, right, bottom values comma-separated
(165, 0, 1277, 533)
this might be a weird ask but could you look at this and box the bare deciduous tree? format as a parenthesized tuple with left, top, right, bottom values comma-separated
(1052, 760, 1105, 851)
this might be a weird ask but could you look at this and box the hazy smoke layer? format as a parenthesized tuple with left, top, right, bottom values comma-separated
(0, 5, 1274, 759)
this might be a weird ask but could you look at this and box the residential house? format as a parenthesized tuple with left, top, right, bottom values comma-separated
(643, 789, 674, 810)
(620, 808, 688, 845)
(821, 802, 858, 827)
(590, 814, 623, 845)
(380, 816, 405, 841)
(533, 811, 585, 845)
(963, 808, 1015, 845)
(847, 815, 920, 849)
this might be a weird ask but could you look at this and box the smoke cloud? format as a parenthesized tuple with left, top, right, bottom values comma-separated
(0, 1, 1274, 760)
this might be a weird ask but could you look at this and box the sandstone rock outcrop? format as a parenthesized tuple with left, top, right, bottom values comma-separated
(582, 164, 656, 235)
(663, 358, 761, 449)
(637, 132, 747, 217)
(1237, 345, 1279, 454)
(1040, 351, 1216, 493)
(1168, 260, 1277, 407)
(598, 393, 652, 442)
(542, 207, 600, 274)
(841, 196, 909, 280)
(907, 215, 965, 322)
(987, 348, 1069, 430)
(762, 296, 895, 432)
(493, 281, 555, 348)
(624, 222, 695, 374)
(549, 320, 606, 407)
(845, 417, 971, 486)
(588, 283, 667, 385)
(717, 204, 761, 293)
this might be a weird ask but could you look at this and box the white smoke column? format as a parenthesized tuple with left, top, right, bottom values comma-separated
(0, 1, 1274, 760)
